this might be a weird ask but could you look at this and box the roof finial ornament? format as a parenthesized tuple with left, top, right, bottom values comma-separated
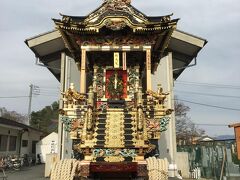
(104, 0, 131, 5)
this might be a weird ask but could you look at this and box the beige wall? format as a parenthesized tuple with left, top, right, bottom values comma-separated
(0, 125, 42, 157)
(176, 152, 190, 178)
(21, 130, 42, 155)
(0, 126, 21, 156)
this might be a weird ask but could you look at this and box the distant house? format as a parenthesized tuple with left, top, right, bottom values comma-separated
(192, 135, 215, 144)
(0, 117, 45, 157)
(36, 132, 58, 163)
(177, 135, 215, 146)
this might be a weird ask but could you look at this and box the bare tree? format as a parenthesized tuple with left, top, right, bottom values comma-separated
(175, 100, 205, 145)
(0, 107, 27, 124)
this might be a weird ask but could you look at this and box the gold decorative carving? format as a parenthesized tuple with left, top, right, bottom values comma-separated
(61, 84, 86, 108)
(137, 107, 144, 131)
(87, 108, 93, 131)
(85, 156, 94, 161)
(114, 52, 120, 68)
(85, 0, 146, 24)
(134, 156, 145, 161)
(146, 84, 169, 106)
(146, 49, 151, 71)
(70, 131, 78, 139)
(104, 156, 125, 162)
(105, 19, 127, 31)
(104, 0, 131, 5)
(80, 140, 96, 149)
(105, 110, 125, 148)
(87, 86, 94, 107)
(60, 83, 98, 153)
(134, 140, 147, 148)
(76, 34, 158, 47)
(145, 84, 173, 139)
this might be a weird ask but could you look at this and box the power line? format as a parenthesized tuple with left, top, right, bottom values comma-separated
(175, 90, 240, 99)
(176, 80, 240, 87)
(39, 88, 59, 91)
(39, 93, 58, 95)
(175, 81, 240, 89)
(175, 99, 240, 111)
(0, 96, 29, 99)
(39, 90, 59, 94)
(195, 123, 228, 127)
(39, 87, 60, 90)
(35, 94, 59, 97)
(0, 93, 58, 99)
(38, 91, 59, 94)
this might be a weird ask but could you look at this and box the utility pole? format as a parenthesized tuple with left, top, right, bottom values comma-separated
(27, 84, 40, 125)
(28, 84, 33, 125)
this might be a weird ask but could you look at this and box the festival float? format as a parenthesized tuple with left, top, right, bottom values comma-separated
(26, 0, 207, 179)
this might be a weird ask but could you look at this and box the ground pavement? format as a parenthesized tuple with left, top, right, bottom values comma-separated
(3, 164, 48, 180)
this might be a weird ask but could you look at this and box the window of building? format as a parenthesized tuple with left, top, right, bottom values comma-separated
(0, 135, 8, 151)
(9, 136, 17, 151)
(22, 140, 28, 147)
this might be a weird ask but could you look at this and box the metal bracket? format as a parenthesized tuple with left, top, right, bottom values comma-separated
(173, 57, 197, 72)
(35, 57, 61, 70)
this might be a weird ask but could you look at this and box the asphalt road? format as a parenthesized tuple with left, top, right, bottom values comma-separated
(4, 164, 49, 180)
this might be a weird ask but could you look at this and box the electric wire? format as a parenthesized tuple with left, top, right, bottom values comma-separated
(36, 94, 59, 97)
(0, 96, 29, 99)
(38, 87, 60, 90)
(175, 90, 240, 99)
(176, 80, 240, 87)
(39, 89, 59, 92)
(0, 94, 58, 99)
(175, 81, 240, 89)
(38, 92, 59, 95)
(175, 99, 240, 111)
(194, 123, 229, 127)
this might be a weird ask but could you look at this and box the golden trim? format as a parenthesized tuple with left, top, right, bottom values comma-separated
(105, 110, 125, 148)
(104, 156, 125, 162)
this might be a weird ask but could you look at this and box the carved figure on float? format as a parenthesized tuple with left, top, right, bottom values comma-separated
(104, 0, 131, 5)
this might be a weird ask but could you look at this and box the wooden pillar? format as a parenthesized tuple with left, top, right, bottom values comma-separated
(229, 124, 240, 160)
(146, 48, 152, 90)
(235, 127, 240, 160)
(80, 48, 86, 93)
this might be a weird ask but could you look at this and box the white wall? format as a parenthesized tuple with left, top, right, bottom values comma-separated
(152, 53, 177, 170)
(69, 57, 80, 91)
(59, 55, 77, 159)
(36, 132, 58, 163)
(152, 53, 176, 161)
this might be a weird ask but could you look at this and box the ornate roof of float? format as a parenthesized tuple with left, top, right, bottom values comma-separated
(26, 1, 207, 81)
(53, 0, 178, 33)
(52, 0, 180, 70)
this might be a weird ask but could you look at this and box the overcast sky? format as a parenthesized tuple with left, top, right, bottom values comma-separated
(0, 0, 239, 136)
